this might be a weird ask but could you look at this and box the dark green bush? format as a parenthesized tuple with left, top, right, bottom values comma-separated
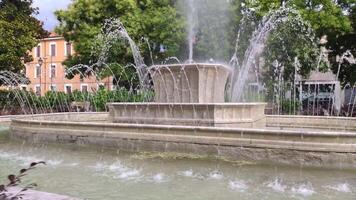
(0, 88, 153, 114)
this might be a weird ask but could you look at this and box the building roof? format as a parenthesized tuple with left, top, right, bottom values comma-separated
(41, 32, 63, 41)
(49, 31, 60, 38)
(295, 70, 339, 83)
(308, 71, 337, 81)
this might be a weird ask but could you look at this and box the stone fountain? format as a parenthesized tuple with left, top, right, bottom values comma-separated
(9, 63, 356, 167)
(107, 63, 266, 128)
(7, 7, 356, 171)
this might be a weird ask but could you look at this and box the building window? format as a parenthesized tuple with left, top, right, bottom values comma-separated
(36, 45, 41, 57)
(81, 84, 88, 93)
(64, 84, 72, 94)
(50, 43, 56, 56)
(35, 85, 41, 96)
(49, 85, 56, 92)
(35, 65, 41, 78)
(66, 42, 72, 56)
(50, 64, 56, 78)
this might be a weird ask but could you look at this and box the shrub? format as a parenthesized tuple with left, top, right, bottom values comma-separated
(0, 88, 153, 114)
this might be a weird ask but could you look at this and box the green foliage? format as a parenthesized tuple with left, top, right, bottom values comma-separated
(90, 88, 154, 111)
(262, 17, 319, 98)
(0, 0, 48, 74)
(246, 0, 356, 85)
(327, 4, 356, 87)
(0, 88, 153, 113)
(0, 90, 16, 107)
(281, 99, 301, 115)
(55, 0, 185, 80)
(246, 0, 352, 37)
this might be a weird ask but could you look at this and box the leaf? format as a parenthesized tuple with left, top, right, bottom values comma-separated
(0, 185, 5, 192)
(7, 175, 16, 184)
(29, 161, 46, 167)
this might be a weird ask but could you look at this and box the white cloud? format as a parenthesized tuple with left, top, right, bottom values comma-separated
(33, 0, 72, 31)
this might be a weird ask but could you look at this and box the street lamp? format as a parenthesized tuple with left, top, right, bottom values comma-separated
(38, 57, 43, 96)
(38, 57, 43, 66)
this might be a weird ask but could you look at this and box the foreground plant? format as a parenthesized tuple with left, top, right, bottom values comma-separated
(0, 161, 46, 200)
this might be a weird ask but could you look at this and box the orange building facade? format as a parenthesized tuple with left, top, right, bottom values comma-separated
(24, 33, 112, 96)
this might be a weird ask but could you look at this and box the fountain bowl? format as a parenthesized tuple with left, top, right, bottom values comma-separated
(148, 63, 232, 103)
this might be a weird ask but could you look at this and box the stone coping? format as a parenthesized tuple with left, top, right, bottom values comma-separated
(11, 120, 356, 138)
(149, 63, 233, 71)
(267, 114, 356, 131)
(9, 112, 355, 133)
(268, 114, 356, 121)
(10, 112, 107, 120)
(109, 116, 266, 124)
(108, 102, 267, 106)
(10, 112, 356, 138)
(8, 111, 355, 121)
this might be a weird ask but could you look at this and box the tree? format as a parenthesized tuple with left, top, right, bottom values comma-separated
(246, 0, 352, 37)
(55, 0, 185, 86)
(328, 3, 356, 87)
(0, 0, 48, 74)
(262, 19, 319, 101)
(245, 0, 355, 85)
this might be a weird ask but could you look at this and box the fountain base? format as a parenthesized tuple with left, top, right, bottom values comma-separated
(107, 102, 266, 128)
(9, 112, 356, 168)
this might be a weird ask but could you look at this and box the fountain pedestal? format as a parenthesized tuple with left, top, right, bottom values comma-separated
(107, 63, 266, 128)
(107, 102, 266, 128)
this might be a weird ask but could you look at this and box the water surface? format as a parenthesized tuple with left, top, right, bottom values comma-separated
(0, 126, 355, 200)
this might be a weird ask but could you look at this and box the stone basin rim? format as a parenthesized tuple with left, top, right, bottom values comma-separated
(148, 63, 233, 71)
(107, 102, 267, 106)
(10, 113, 356, 137)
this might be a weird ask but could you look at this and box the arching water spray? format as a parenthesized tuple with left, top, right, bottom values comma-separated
(230, 7, 315, 102)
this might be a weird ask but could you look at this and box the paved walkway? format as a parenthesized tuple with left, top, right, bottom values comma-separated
(5, 187, 80, 200)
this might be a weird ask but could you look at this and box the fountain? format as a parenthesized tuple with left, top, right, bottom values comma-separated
(5, 6, 356, 168)
(107, 63, 266, 127)
(1, 4, 356, 199)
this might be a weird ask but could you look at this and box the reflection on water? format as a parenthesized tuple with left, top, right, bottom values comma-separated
(0, 127, 356, 200)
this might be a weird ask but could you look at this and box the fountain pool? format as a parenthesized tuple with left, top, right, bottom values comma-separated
(2, 5, 356, 199)
(1, 126, 356, 200)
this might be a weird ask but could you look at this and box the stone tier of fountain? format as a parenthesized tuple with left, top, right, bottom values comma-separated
(107, 63, 266, 128)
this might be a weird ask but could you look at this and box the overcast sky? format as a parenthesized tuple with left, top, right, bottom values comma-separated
(33, 0, 72, 31)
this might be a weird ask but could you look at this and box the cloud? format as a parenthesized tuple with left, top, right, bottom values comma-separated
(33, 0, 71, 31)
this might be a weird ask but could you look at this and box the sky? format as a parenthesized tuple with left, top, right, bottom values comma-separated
(33, 0, 72, 31)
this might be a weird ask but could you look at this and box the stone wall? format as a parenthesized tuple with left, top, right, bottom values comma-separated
(10, 112, 356, 168)
(267, 115, 356, 131)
